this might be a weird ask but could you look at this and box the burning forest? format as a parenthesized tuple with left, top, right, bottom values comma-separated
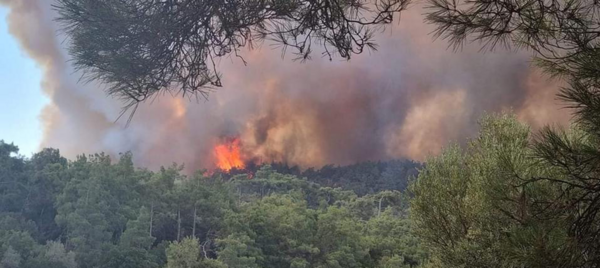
(0, 0, 571, 174)
(213, 138, 246, 172)
(2, 0, 599, 267)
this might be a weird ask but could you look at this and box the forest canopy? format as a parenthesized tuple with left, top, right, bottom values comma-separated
(0, 142, 424, 268)
(4, 0, 600, 267)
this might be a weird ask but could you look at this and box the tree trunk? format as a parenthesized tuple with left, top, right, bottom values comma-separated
(201, 240, 209, 259)
(149, 203, 154, 236)
(192, 206, 197, 238)
(85, 184, 91, 206)
(177, 208, 181, 241)
(378, 196, 383, 217)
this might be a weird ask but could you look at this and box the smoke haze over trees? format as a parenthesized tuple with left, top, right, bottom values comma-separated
(0, 142, 424, 268)
(0, 0, 569, 173)
(3, 0, 600, 267)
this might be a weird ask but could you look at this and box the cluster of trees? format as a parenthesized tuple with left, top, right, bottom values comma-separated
(0, 143, 425, 268)
(30, 0, 600, 267)
(411, 110, 600, 268)
(411, 114, 584, 267)
(411, 0, 600, 267)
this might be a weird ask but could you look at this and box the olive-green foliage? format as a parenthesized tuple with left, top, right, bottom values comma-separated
(411, 114, 576, 267)
(219, 191, 426, 268)
(425, 0, 600, 265)
(166, 238, 201, 268)
(0, 140, 424, 268)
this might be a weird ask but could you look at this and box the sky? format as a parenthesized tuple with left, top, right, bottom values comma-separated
(0, 7, 47, 156)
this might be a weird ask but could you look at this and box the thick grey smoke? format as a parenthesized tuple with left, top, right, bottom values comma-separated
(1, 0, 570, 172)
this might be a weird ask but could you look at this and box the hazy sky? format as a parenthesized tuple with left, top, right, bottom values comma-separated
(0, 7, 47, 156)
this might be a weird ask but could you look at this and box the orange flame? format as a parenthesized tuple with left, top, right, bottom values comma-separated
(214, 138, 246, 171)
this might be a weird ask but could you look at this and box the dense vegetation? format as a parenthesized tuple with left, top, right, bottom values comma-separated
(5, 109, 600, 267)
(14, 0, 600, 267)
(412, 114, 584, 267)
(222, 160, 421, 196)
(0, 143, 425, 268)
(412, 0, 600, 267)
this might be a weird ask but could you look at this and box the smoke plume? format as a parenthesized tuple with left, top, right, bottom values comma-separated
(1, 0, 571, 172)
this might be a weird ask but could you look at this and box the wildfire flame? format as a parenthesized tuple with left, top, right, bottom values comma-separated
(214, 138, 246, 171)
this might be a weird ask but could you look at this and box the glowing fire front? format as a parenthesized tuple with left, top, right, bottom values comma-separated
(213, 138, 246, 171)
